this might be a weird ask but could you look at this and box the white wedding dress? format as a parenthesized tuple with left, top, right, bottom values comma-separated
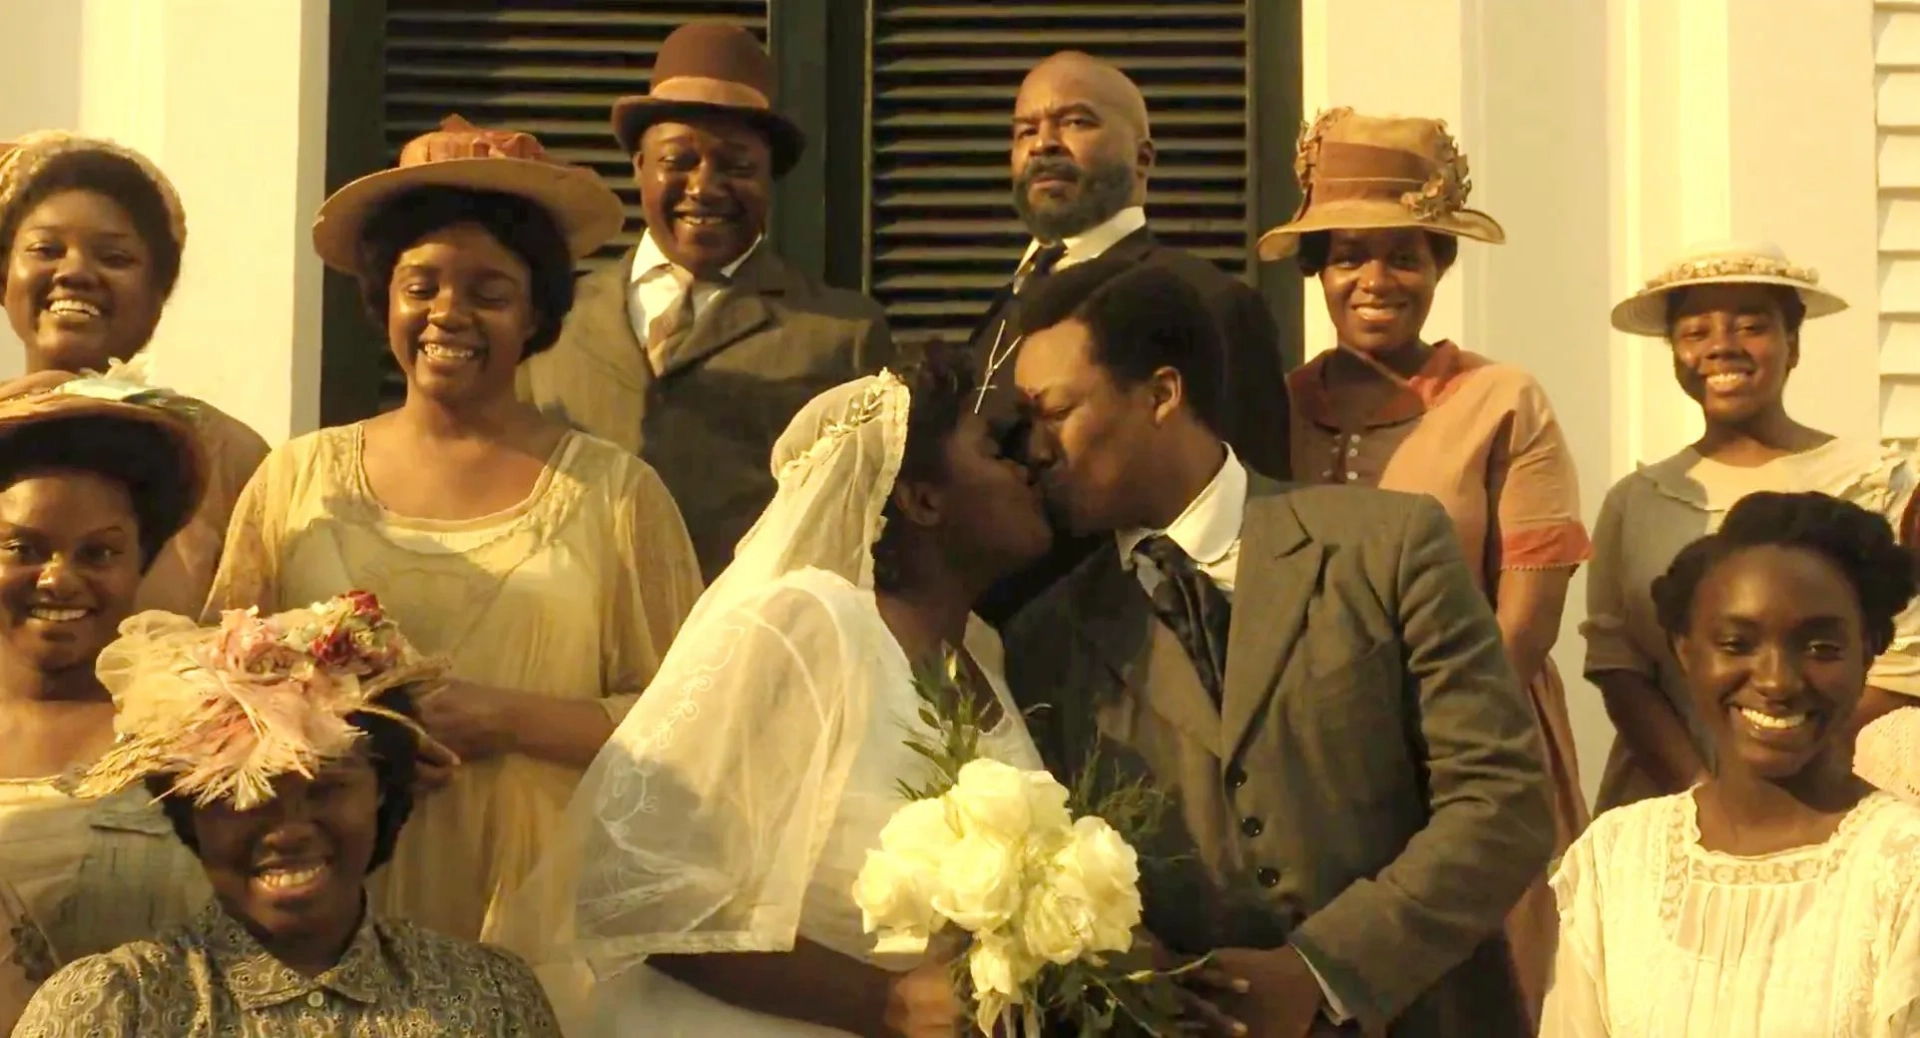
(487, 372, 1048, 1037)
(583, 569, 1042, 1037)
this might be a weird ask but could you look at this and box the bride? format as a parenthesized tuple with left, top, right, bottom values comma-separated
(489, 347, 1055, 1036)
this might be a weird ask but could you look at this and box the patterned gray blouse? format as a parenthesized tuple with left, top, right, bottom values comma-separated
(12, 902, 562, 1037)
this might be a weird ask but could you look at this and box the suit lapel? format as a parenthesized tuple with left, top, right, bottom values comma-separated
(565, 254, 651, 394)
(658, 247, 784, 377)
(1221, 481, 1323, 757)
(1068, 551, 1224, 757)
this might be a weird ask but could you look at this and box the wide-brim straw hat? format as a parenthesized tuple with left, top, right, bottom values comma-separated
(1257, 107, 1505, 262)
(611, 21, 806, 178)
(0, 369, 208, 546)
(1610, 241, 1850, 337)
(312, 115, 625, 276)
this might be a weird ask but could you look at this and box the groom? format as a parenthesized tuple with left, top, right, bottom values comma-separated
(1001, 258, 1552, 1037)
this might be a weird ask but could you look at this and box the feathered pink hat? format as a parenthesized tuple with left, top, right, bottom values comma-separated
(74, 591, 446, 810)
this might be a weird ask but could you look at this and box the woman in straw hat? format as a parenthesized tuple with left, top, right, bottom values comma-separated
(13, 592, 562, 1035)
(203, 115, 704, 943)
(0, 371, 216, 1030)
(0, 132, 269, 618)
(1260, 106, 1588, 1023)
(1584, 242, 1920, 813)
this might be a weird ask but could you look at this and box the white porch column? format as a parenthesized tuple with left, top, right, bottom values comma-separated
(11, 0, 332, 443)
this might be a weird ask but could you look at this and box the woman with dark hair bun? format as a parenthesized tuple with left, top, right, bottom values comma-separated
(203, 116, 704, 943)
(0, 132, 269, 617)
(13, 592, 561, 1035)
(1544, 491, 1920, 1035)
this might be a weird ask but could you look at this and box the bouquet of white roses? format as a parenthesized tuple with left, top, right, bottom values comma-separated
(852, 656, 1187, 1036)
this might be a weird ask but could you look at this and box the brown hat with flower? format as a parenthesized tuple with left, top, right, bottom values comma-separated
(1257, 108, 1505, 262)
(0, 368, 207, 553)
(74, 591, 448, 810)
(611, 21, 806, 178)
(312, 115, 625, 275)
(1610, 240, 1849, 337)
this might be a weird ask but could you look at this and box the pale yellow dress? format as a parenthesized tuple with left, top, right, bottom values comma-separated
(203, 423, 703, 942)
(0, 782, 209, 1032)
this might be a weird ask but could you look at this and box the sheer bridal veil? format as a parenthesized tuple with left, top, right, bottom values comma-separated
(487, 371, 911, 1011)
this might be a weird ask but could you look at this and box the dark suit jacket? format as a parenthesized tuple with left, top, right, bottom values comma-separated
(1002, 476, 1552, 1037)
(518, 246, 896, 581)
(972, 226, 1294, 627)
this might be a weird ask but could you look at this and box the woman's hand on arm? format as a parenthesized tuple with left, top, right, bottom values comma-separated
(1494, 566, 1573, 685)
(414, 681, 614, 770)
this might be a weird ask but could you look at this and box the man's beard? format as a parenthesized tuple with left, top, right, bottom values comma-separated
(1012, 157, 1135, 242)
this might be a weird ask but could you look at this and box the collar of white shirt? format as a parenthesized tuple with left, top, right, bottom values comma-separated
(1018, 205, 1146, 272)
(1116, 447, 1247, 570)
(629, 229, 761, 286)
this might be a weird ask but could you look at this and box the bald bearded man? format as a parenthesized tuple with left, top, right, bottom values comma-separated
(971, 51, 1293, 627)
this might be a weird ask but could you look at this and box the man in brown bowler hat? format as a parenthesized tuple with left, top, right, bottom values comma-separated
(519, 22, 895, 582)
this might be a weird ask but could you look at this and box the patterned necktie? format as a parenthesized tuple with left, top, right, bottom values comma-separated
(1134, 534, 1232, 706)
(646, 266, 725, 375)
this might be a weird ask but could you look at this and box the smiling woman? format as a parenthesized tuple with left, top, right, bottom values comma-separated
(203, 115, 704, 945)
(1543, 492, 1920, 1036)
(9, 593, 563, 1036)
(1580, 242, 1920, 818)
(0, 373, 214, 1031)
(0, 133, 270, 618)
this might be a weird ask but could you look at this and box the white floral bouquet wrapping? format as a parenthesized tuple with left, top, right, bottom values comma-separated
(852, 656, 1188, 1036)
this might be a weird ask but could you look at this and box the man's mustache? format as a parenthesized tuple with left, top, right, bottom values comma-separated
(1018, 158, 1084, 187)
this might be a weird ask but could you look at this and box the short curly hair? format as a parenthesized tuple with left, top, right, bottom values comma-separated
(1652, 491, 1917, 657)
(0, 414, 199, 570)
(149, 687, 423, 875)
(1292, 229, 1460, 278)
(870, 340, 976, 593)
(353, 186, 576, 359)
(0, 149, 184, 299)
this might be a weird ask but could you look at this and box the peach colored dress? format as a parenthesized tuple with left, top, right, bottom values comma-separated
(203, 424, 704, 942)
(1289, 341, 1591, 1025)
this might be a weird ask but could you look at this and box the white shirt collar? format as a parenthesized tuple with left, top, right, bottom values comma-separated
(1019, 205, 1146, 269)
(629, 230, 762, 285)
(1116, 447, 1247, 567)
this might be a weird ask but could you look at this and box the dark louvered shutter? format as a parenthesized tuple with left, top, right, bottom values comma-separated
(866, 0, 1254, 344)
(375, 0, 770, 409)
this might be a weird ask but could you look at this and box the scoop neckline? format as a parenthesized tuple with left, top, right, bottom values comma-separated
(347, 421, 574, 532)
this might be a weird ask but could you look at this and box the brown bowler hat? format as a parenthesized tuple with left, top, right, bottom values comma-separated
(1257, 108, 1504, 261)
(312, 115, 625, 275)
(611, 22, 806, 178)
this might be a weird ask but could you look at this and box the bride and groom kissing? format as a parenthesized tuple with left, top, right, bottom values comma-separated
(493, 255, 1554, 1038)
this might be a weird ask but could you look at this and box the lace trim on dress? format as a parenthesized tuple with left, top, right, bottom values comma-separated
(1660, 792, 1892, 928)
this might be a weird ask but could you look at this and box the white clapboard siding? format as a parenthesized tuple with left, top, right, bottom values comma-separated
(1879, 2, 1920, 447)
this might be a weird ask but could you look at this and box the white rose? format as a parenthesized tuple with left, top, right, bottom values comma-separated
(969, 931, 1043, 1007)
(947, 759, 1072, 843)
(1052, 816, 1142, 953)
(1016, 868, 1093, 965)
(930, 831, 1024, 933)
(855, 798, 963, 949)
(853, 848, 938, 953)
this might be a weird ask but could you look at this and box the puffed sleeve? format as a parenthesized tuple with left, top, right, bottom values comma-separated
(490, 574, 874, 986)
(11, 955, 143, 1037)
(1580, 479, 1652, 678)
(598, 460, 704, 721)
(1538, 835, 1611, 1037)
(1493, 376, 1592, 571)
(199, 440, 300, 621)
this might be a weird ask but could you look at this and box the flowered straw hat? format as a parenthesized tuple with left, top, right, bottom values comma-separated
(0, 369, 207, 547)
(1256, 107, 1505, 262)
(0, 131, 187, 252)
(73, 591, 447, 811)
(311, 114, 625, 276)
(1609, 240, 1850, 337)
